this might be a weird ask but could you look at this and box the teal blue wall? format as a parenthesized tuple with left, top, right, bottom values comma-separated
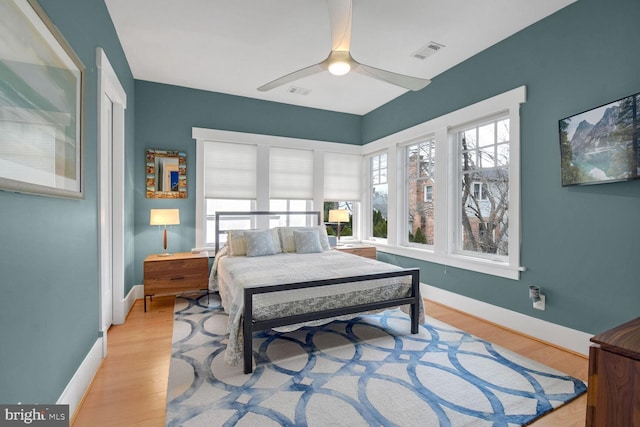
(1, 0, 638, 408)
(0, 0, 135, 404)
(370, 0, 640, 334)
(133, 81, 362, 285)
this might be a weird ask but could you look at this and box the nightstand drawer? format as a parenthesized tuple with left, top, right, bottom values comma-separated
(144, 276, 205, 294)
(144, 257, 207, 281)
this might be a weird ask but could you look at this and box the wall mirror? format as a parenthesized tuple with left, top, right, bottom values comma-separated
(145, 149, 186, 198)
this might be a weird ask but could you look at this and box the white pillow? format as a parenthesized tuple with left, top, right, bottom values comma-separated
(227, 230, 247, 256)
(244, 229, 279, 257)
(293, 230, 322, 254)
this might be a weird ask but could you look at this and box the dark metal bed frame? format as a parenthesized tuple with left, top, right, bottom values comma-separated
(214, 211, 421, 374)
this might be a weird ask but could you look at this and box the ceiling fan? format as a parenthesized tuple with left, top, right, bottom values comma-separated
(257, 0, 431, 92)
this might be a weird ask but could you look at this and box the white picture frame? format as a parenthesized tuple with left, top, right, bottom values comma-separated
(0, 0, 85, 199)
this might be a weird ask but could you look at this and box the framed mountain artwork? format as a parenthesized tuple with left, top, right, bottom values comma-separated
(559, 93, 639, 186)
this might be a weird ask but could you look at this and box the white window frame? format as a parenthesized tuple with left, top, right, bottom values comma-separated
(454, 117, 510, 260)
(472, 182, 486, 200)
(404, 137, 436, 249)
(192, 128, 363, 253)
(367, 150, 390, 243)
(362, 86, 526, 280)
(424, 185, 433, 202)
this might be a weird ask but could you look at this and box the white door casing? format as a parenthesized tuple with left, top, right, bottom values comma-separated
(100, 94, 113, 330)
(97, 48, 127, 356)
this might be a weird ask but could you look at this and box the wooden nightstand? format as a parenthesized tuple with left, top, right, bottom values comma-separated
(143, 251, 209, 311)
(334, 243, 376, 259)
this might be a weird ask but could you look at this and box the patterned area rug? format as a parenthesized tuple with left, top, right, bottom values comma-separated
(166, 294, 586, 426)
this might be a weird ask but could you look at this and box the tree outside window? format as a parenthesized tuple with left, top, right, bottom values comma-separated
(459, 118, 509, 256)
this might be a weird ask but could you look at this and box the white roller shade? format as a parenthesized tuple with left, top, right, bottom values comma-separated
(204, 141, 257, 199)
(270, 147, 313, 199)
(324, 152, 362, 200)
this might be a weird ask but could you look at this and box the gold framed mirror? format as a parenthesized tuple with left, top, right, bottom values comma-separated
(145, 149, 186, 198)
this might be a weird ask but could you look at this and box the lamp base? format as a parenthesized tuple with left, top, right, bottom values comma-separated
(157, 252, 172, 257)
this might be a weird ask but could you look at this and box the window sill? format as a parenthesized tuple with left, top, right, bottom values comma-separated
(362, 241, 525, 280)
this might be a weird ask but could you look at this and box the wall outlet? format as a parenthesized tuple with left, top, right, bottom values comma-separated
(533, 294, 546, 311)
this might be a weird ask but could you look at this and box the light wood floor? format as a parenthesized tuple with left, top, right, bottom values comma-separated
(72, 296, 588, 426)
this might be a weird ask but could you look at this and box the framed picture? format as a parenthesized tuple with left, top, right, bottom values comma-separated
(0, 0, 85, 198)
(559, 93, 639, 186)
(145, 149, 187, 198)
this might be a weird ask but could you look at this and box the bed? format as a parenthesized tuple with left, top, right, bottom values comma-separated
(209, 211, 423, 374)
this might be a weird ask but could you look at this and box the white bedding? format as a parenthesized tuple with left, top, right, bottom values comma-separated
(209, 248, 425, 366)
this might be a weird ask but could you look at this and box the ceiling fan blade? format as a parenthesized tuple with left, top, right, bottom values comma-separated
(257, 62, 326, 92)
(257, 0, 430, 93)
(355, 62, 431, 91)
(327, 0, 352, 51)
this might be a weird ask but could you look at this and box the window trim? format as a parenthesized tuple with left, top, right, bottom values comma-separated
(367, 150, 390, 243)
(192, 127, 363, 251)
(454, 115, 510, 261)
(403, 137, 437, 249)
(362, 86, 526, 280)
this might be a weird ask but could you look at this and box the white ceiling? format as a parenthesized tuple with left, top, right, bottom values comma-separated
(104, 0, 576, 115)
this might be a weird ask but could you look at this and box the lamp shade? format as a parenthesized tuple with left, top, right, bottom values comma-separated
(328, 209, 349, 223)
(150, 208, 180, 226)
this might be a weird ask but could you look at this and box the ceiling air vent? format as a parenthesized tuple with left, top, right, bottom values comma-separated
(287, 86, 311, 96)
(412, 41, 445, 60)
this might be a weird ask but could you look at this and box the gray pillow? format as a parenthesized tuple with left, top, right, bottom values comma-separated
(279, 226, 331, 252)
(244, 229, 279, 257)
(293, 230, 322, 254)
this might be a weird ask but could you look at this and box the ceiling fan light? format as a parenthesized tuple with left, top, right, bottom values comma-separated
(328, 60, 351, 76)
(327, 51, 352, 76)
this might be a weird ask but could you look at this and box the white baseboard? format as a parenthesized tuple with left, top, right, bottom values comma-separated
(57, 338, 103, 419)
(57, 285, 144, 419)
(421, 284, 593, 356)
(122, 284, 144, 318)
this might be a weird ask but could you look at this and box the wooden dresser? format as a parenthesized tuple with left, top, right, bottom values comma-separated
(334, 243, 376, 259)
(143, 251, 209, 311)
(586, 316, 640, 426)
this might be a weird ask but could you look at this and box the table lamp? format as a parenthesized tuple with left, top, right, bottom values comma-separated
(328, 209, 349, 245)
(150, 208, 180, 256)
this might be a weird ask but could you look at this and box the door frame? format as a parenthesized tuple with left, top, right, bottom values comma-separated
(97, 47, 127, 355)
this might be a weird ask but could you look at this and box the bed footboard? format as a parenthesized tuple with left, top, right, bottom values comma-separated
(242, 268, 420, 374)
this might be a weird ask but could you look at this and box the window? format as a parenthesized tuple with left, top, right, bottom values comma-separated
(324, 152, 361, 240)
(193, 127, 363, 252)
(457, 118, 509, 257)
(269, 199, 312, 227)
(424, 185, 433, 202)
(203, 141, 257, 200)
(324, 201, 355, 240)
(472, 182, 486, 200)
(361, 86, 525, 280)
(201, 141, 257, 247)
(370, 152, 388, 239)
(269, 147, 313, 200)
(407, 140, 435, 246)
(205, 199, 255, 247)
(269, 147, 314, 226)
